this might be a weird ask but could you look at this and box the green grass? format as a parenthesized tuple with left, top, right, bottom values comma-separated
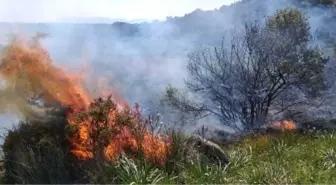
(221, 131, 336, 184)
(79, 131, 336, 184)
(1, 127, 335, 184)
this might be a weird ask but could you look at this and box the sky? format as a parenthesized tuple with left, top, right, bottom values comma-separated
(0, 0, 239, 22)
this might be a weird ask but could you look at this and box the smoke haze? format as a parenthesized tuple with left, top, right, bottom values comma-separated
(0, 0, 335, 140)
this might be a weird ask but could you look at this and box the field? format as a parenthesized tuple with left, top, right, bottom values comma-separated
(1, 128, 335, 184)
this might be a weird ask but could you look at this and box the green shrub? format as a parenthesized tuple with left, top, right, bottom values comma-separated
(1, 118, 79, 184)
(162, 130, 190, 175)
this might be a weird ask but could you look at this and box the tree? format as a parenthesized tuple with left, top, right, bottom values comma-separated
(163, 8, 329, 131)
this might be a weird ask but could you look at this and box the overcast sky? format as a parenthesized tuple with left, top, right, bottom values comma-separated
(0, 0, 239, 22)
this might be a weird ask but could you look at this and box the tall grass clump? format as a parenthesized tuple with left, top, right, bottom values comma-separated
(87, 155, 167, 184)
(1, 119, 78, 184)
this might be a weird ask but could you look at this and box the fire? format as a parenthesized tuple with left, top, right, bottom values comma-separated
(66, 102, 170, 165)
(0, 36, 91, 111)
(0, 35, 170, 165)
(267, 120, 297, 131)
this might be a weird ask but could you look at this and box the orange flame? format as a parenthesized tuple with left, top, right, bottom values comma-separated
(268, 120, 296, 131)
(0, 36, 91, 111)
(0, 35, 170, 165)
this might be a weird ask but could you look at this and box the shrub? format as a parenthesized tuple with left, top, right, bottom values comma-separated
(1, 118, 80, 184)
(162, 130, 191, 175)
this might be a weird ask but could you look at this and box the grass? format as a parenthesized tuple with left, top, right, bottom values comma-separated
(66, 133, 336, 185)
(221, 131, 336, 184)
(162, 131, 336, 184)
(2, 127, 335, 184)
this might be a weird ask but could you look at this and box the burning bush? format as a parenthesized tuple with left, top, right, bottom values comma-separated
(0, 35, 175, 183)
(0, 35, 232, 184)
(0, 97, 173, 184)
(65, 96, 171, 166)
(0, 35, 171, 165)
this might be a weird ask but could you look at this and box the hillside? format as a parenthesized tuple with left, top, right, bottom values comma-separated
(0, 0, 335, 141)
(1, 0, 335, 47)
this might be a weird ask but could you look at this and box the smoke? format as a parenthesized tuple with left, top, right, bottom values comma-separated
(0, 0, 335, 139)
(0, 85, 64, 123)
(0, 35, 93, 132)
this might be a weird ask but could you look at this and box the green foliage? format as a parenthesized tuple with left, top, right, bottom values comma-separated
(222, 131, 336, 184)
(298, 49, 329, 97)
(182, 163, 228, 184)
(89, 131, 336, 184)
(266, 8, 328, 97)
(1, 119, 76, 184)
(267, 7, 310, 43)
(87, 156, 166, 184)
(87, 95, 117, 124)
(112, 156, 165, 184)
(162, 130, 192, 175)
